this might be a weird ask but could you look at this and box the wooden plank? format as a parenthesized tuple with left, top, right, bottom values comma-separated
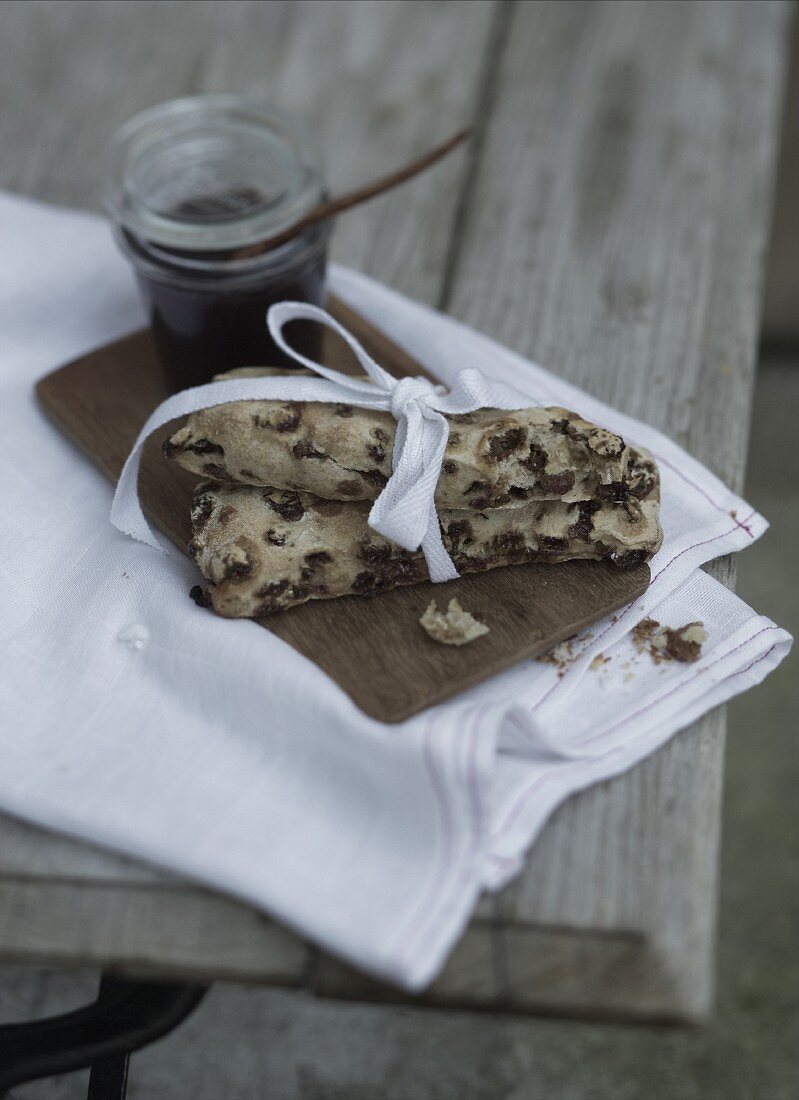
(0, 0, 789, 1023)
(436, 0, 790, 1020)
(0, 817, 166, 885)
(313, 924, 685, 1023)
(0, 870, 691, 1023)
(443, 0, 787, 486)
(0, 879, 310, 987)
(762, 8, 799, 341)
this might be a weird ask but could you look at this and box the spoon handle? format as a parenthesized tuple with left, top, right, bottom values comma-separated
(233, 126, 473, 259)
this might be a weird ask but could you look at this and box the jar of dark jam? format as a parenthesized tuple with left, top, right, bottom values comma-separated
(104, 95, 329, 393)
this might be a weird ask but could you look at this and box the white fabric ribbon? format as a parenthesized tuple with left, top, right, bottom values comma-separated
(111, 302, 535, 581)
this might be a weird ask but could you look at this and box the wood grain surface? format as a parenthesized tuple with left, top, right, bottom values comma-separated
(35, 302, 649, 722)
(438, 0, 790, 1021)
(0, 0, 790, 1022)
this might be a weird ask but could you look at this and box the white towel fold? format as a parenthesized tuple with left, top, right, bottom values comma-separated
(0, 193, 790, 990)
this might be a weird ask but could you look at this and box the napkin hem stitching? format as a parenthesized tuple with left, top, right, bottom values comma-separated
(490, 624, 782, 846)
(526, 510, 757, 718)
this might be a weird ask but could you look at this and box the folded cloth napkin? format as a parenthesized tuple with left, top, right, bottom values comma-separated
(0, 192, 791, 989)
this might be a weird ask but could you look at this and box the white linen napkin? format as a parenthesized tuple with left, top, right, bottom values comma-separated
(0, 192, 791, 990)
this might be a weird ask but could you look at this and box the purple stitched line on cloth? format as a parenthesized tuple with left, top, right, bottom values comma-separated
(579, 627, 778, 746)
(526, 511, 757, 717)
(491, 366, 753, 533)
(724, 644, 780, 680)
(490, 627, 780, 847)
(654, 454, 754, 536)
(391, 706, 486, 975)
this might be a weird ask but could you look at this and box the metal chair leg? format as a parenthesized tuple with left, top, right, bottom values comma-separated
(85, 975, 133, 1100)
(87, 1052, 129, 1100)
(0, 972, 207, 1097)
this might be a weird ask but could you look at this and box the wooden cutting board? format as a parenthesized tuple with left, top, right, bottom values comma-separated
(35, 296, 649, 722)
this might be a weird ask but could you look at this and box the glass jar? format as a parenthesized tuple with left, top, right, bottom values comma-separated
(103, 95, 329, 393)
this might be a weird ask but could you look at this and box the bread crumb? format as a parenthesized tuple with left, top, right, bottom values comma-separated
(632, 618, 707, 664)
(664, 622, 707, 662)
(632, 617, 660, 647)
(590, 653, 609, 671)
(537, 638, 574, 675)
(420, 599, 489, 646)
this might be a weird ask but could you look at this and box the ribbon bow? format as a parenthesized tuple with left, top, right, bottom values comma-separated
(111, 302, 534, 582)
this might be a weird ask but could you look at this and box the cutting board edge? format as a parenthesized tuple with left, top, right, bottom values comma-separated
(34, 317, 653, 724)
(347, 563, 651, 722)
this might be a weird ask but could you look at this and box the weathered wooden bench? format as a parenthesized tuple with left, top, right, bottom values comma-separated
(0, 0, 790, 1089)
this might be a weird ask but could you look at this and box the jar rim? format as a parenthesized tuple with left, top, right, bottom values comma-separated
(102, 95, 324, 251)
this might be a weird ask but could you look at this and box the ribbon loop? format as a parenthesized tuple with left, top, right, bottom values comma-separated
(268, 301, 396, 393)
(110, 301, 535, 585)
